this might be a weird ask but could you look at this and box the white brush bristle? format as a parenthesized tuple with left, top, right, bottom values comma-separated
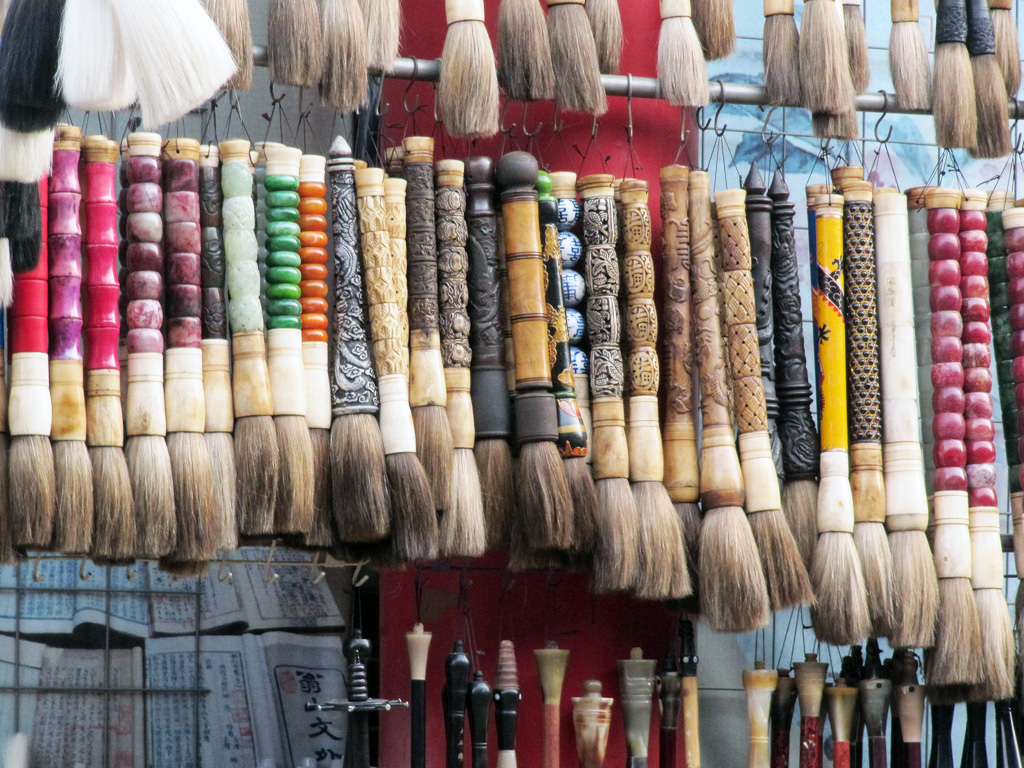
(0, 239, 11, 307)
(111, 0, 237, 128)
(0, 126, 53, 182)
(58, 0, 137, 111)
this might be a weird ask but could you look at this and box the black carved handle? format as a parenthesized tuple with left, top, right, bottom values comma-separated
(467, 671, 492, 768)
(966, 0, 995, 55)
(929, 704, 955, 768)
(199, 157, 226, 340)
(988, 208, 1021, 494)
(444, 641, 472, 768)
(937, 0, 968, 45)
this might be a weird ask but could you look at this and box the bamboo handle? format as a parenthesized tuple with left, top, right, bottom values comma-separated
(743, 665, 777, 768)
(573, 681, 613, 768)
(891, 0, 919, 22)
(681, 676, 700, 768)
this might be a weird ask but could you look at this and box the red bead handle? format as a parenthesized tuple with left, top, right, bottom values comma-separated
(10, 177, 49, 355)
(1006, 219, 1024, 490)
(49, 130, 84, 363)
(83, 137, 121, 372)
(799, 716, 822, 768)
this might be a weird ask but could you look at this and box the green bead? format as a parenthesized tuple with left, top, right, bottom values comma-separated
(267, 250, 302, 269)
(265, 220, 301, 238)
(267, 315, 303, 330)
(267, 283, 302, 300)
(266, 265, 302, 285)
(267, 298, 302, 317)
(265, 207, 300, 223)
(265, 174, 299, 192)
(536, 171, 554, 202)
(266, 235, 301, 253)
(266, 190, 300, 208)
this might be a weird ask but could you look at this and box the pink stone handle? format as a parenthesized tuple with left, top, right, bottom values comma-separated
(1006, 222, 1024, 490)
(125, 154, 164, 354)
(162, 154, 202, 349)
(48, 144, 84, 362)
(84, 145, 120, 372)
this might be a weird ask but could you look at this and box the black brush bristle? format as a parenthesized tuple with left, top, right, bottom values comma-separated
(0, 183, 9, 240)
(10, 237, 39, 273)
(0, 0, 67, 131)
(6, 181, 39, 272)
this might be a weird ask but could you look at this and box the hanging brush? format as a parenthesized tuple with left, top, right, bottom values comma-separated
(799, 0, 855, 114)
(659, 0, 710, 107)
(9, 176, 56, 548)
(889, 0, 933, 110)
(319, 0, 369, 113)
(967, 0, 1012, 158)
(358, 0, 399, 71)
(267, 0, 324, 87)
(841, 0, 870, 93)
(989, 0, 1020, 96)
(435, 160, 486, 558)
(574, 680, 612, 768)
(198, 145, 237, 553)
(498, 0, 555, 101)
(535, 643, 570, 768)
(762, 0, 802, 106)
(547, 0, 608, 114)
(811, 110, 860, 141)
(82, 136, 135, 563)
(934, 0, 978, 149)
(111, 0, 237, 128)
(58, 0, 137, 111)
(586, 0, 623, 73)
(691, 0, 735, 58)
(6, 183, 43, 273)
(618, 649, 656, 768)
(438, 0, 499, 138)
(743, 663, 777, 768)
(204, 0, 254, 90)
(0, 311, 11, 563)
(465, 157, 514, 550)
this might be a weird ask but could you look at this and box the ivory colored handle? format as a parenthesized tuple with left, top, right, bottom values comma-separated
(969, 506, 1004, 589)
(591, 397, 630, 480)
(164, 347, 206, 433)
(202, 339, 234, 432)
(1013, 493, 1024, 578)
(682, 676, 701, 768)
(743, 668, 777, 768)
(379, 374, 418, 455)
(231, 330, 273, 418)
(445, 368, 475, 449)
(850, 442, 886, 524)
(267, 328, 308, 417)
(302, 341, 332, 429)
(817, 450, 855, 533)
(932, 490, 973, 579)
(9, 353, 52, 436)
(50, 359, 87, 440)
(409, 335, 448, 407)
(86, 368, 124, 447)
(125, 352, 166, 436)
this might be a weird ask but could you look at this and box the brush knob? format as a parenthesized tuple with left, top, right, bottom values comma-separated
(497, 152, 540, 194)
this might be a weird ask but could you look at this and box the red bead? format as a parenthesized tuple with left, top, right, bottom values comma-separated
(933, 387, 965, 414)
(928, 208, 961, 235)
(964, 391, 993, 418)
(960, 209, 988, 233)
(964, 368, 992, 392)
(965, 418, 995, 441)
(968, 487, 998, 507)
(1005, 228, 1024, 254)
(1016, 383, 1024, 408)
(962, 323, 992, 345)
(1013, 356, 1024, 383)
(929, 234, 961, 262)
(933, 411, 966, 439)
(1012, 305, 1024, 331)
(931, 336, 963, 363)
(930, 260, 961, 287)
(959, 250, 988, 276)
(935, 466, 968, 490)
(967, 440, 996, 464)
(1009, 277, 1024, 305)
(931, 362, 964, 388)
(962, 343, 992, 369)
(931, 310, 964, 337)
(960, 272, 989, 296)
(934, 439, 967, 468)
(1012, 331, 1024, 354)
(931, 285, 963, 312)
(960, 298, 990, 323)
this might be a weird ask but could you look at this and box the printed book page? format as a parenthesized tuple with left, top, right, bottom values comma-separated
(0, 634, 44, 745)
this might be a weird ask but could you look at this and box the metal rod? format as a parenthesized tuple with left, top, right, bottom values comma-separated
(0, 687, 212, 694)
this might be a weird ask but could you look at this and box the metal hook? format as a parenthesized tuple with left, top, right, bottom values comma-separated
(217, 552, 233, 584)
(263, 540, 280, 586)
(712, 92, 726, 137)
(403, 59, 422, 116)
(499, 101, 517, 135)
(695, 106, 712, 133)
(873, 91, 893, 144)
(79, 559, 92, 582)
(625, 74, 635, 143)
(761, 105, 781, 145)
(522, 102, 542, 137)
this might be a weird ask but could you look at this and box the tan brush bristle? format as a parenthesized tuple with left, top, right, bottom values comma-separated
(811, 110, 859, 140)
(387, 451, 439, 561)
(234, 415, 279, 536)
(969, 52, 1012, 158)
(475, 438, 514, 550)
(889, 20, 933, 110)
(658, 6, 711, 107)
(547, 0, 608, 114)
(926, 684, 972, 705)
(674, 501, 701, 568)
(933, 43, 978, 149)
(205, 431, 238, 551)
(592, 477, 640, 591)
(438, 10, 501, 139)
(887, 530, 939, 648)
(204, 0, 254, 90)
(357, 0, 400, 70)
(413, 404, 454, 512)
(267, 0, 325, 87)
(274, 415, 316, 535)
(750, 508, 814, 610)
(125, 434, 175, 557)
(991, 6, 1021, 96)
(52, 440, 93, 553)
(306, 427, 334, 549)
(331, 413, 391, 543)
(632, 481, 691, 599)
(89, 446, 135, 563)
(0, 437, 14, 564)
(498, 0, 555, 101)
(799, 0, 855, 113)
(691, 0, 735, 58)
(319, 0, 370, 113)
(854, 520, 896, 638)
(763, 13, 803, 106)
(585, 0, 623, 73)
(514, 441, 575, 552)
(927, 577, 984, 685)
(439, 448, 487, 557)
(809, 530, 871, 645)
(565, 456, 598, 554)
(843, 3, 870, 92)
(782, 478, 817, 571)
(9, 436, 56, 547)
(973, 588, 1015, 700)
(699, 505, 771, 631)
(166, 431, 219, 563)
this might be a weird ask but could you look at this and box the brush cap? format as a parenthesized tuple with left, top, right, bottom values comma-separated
(858, 678, 892, 733)
(1002, 207, 1024, 229)
(988, 189, 1012, 210)
(354, 167, 386, 197)
(661, 0, 695, 18)
(299, 155, 326, 183)
(264, 144, 301, 177)
(445, 0, 485, 23)
(830, 165, 864, 190)
(713, 188, 746, 218)
(161, 138, 201, 162)
(843, 180, 874, 202)
(435, 159, 465, 187)
(218, 139, 252, 163)
(127, 132, 162, 158)
(824, 683, 859, 742)
(83, 135, 118, 164)
(403, 136, 434, 163)
(497, 151, 540, 192)
(793, 654, 828, 716)
(199, 144, 219, 168)
(872, 187, 907, 215)
(805, 183, 833, 209)
(577, 173, 615, 199)
(549, 171, 578, 199)
(905, 186, 932, 209)
(534, 642, 570, 702)
(54, 124, 82, 150)
(960, 189, 988, 210)
(925, 187, 963, 209)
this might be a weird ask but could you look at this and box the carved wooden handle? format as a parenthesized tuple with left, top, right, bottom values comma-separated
(385, 176, 412, 376)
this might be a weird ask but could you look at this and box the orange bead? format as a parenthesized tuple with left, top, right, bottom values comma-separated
(299, 213, 327, 231)
(301, 297, 329, 316)
(300, 279, 329, 299)
(299, 229, 328, 248)
(298, 182, 327, 197)
(302, 329, 329, 343)
(301, 313, 329, 331)
(300, 263, 328, 281)
(298, 197, 328, 216)
(299, 246, 329, 264)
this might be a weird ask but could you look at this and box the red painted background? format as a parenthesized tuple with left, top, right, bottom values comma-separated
(378, 2, 701, 767)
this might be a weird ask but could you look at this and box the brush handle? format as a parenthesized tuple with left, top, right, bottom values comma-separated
(199, 146, 227, 342)
(619, 650, 656, 766)
(929, 704, 955, 768)
(770, 675, 797, 768)
(535, 646, 570, 768)
(326, 143, 378, 419)
(799, 717, 823, 768)
(1003, 208, 1024, 516)
(891, 0, 919, 22)
(220, 139, 263, 334)
(659, 166, 699, 502)
(444, 642, 472, 768)
(812, 195, 849, 453)
(49, 126, 84, 364)
(770, 174, 818, 482)
(962, 702, 988, 768)
(966, 0, 996, 55)
(465, 157, 511, 443)
(404, 137, 447, 410)
(299, 156, 329, 345)
(539, 175, 587, 458)
(494, 641, 521, 763)
(407, 624, 432, 768)
(254, 144, 271, 329)
(907, 188, 936, 492)
(658, 671, 681, 768)
(497, 213, 517, 396)
(896, 681, 925, 766)
(936, 0, 969, 44)
(468, 672, 492, 768)
(118, 145, 129, 345)
(743, 667, 777, 768)
(573, 681, 613, 768)
(688, 172, 744, 508)
(994, 702, 1022, 768)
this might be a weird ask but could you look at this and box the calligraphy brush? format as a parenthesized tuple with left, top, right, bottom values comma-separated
(535, 643, 569, 768)
(967, 0, 1012, 158)
(407, 623, 431, 768)
(268, 0, 324, 87)
(842, 0, 870, 92)
(799, 0, 855, 114)
(889, 0, 932, 109)
(203, 0, 254, 90)
(438, 0, 500, 138)
(794, 655, 828, 768)
(467, 671, 492, 768)
(0, 313, 12, 564)
(692, 0, 735, 58)
(762, 0, 801, 106)
(574, 680, 612, 768)
(990, 0, 1020, 95)
(934, 0, 978, 148)
(498, 0, 555, 101)
(659, 0, 710, 107)
(770, 670, 798, 768)
(443, 641, 471, 768)
(358, 0, 399, 70)
(319, 0, 369, 113)
(586, 0, 623, 73)
(659, 645, 682, 768)
(811, 109, 859, 141)
(825, 681, 858, 768)
(58, 0, 136, 111)
(743, 663, 777, 768)
(495, 641, 521, 768)
(546, 0, 607, 114)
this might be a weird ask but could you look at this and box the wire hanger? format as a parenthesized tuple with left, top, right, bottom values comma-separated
(620, 74, 642, 179)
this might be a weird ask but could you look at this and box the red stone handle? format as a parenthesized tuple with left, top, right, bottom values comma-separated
(10, 178, 49, 355)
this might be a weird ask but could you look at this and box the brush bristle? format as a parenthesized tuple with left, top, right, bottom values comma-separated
(166, 431, 219, 563)
(592, 477, 640, 591)
(749, 508, 813, 610)
(51, 440, 94, 554)
(205, 431, 237, 551)
(799, 0, 855, 113)
(498, 0, 555, 101)
(204, 0, 254, 90)
(933, 43, 978, 149)
(927, 577, 983, 685)
(413, 404, 454, 512)
(58, 0, 137, 111)
(112, 0, 238, 128)
(357, 0, 399, 70)
(439, 20, 500, 139)
(782, 478, 817, 572)
(5, 181, 40, 254)
(547, 4, 608, 115)
(267, 0, 324, 87)
(234, 416, 278, 536)
(89, 446, 135, 563)
(809, 530, 871, 645)
(9, 435, 56, 547)
(330, 413, 391, 543)
(386, 451, 439, 561)
(658, 16, 710, 107)
(585, 0, 623, 74)
(565, 456, 597, 554)
(632, 481, 691, 600)
(306, 428, 333, 549)
(0, 239, 11, 306)
(439, 448, 487, 558)
(0, 436, 16, 564)
(811, 110, 859, 140)
(273, 416, 315, 535)
(699, 505, 771, 632)
(926, 683, 971, 705)
(887, 529, 939, 648)
(0, 127, 54, 184)
(514, 441, 575, 551)
(319, 0, 369, 113)
(0, 0, 65, 131)
(842, 4, 869, 93)
(762, 14, 802, 107)
(973, 588, 1015, 700)
(159, 560, 208, 577)
(992, 8, 1021, 97)
(474, 438, 513, 550)
(691, 0, 735, 59)
(853, 520, 896, 638)
(125, 434, 175, 557)
(889, 21, 932, 110)
(674, 500, 701, 566)
(970, 54, 1012, 158)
